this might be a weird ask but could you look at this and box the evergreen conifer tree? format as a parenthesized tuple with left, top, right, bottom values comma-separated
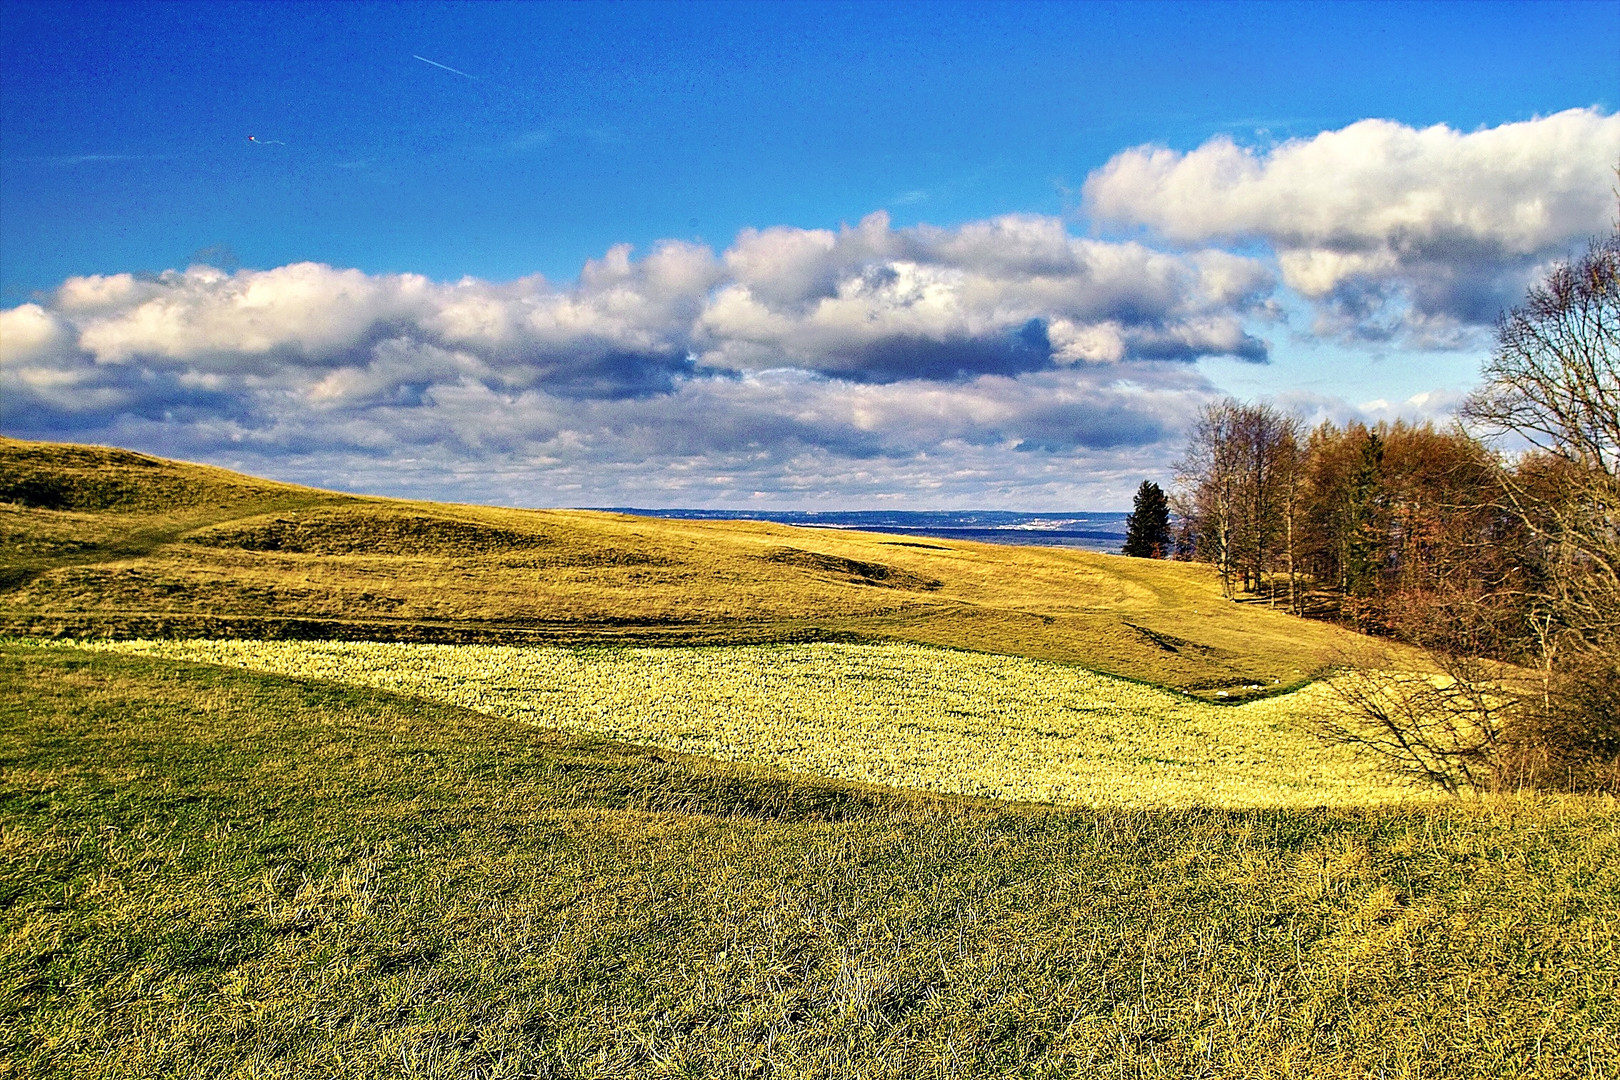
(1123, 481, 1171, 558)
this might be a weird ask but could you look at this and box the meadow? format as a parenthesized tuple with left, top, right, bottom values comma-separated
(4, 438, 1617, 1078)
(3, 642, 1616, 1079)
(0, 436, 1384, 702)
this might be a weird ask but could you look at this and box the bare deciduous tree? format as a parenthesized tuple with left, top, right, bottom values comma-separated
(1468, 231, 1620, 477)
(1177, 400, 1301, 601)
(1464, 226, 1620, 773)
(1178, 401, 1245, 596)
(1319, 646, 1524, 796)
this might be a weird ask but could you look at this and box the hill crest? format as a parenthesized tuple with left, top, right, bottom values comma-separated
(0, 436, 1373, 698)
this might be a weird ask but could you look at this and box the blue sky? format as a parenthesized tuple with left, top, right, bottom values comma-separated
(2, 1, 1618, 508)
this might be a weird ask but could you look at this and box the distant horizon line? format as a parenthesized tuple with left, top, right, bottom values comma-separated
(581, 507, 1130, 552)
(579, 507, 1131, 518)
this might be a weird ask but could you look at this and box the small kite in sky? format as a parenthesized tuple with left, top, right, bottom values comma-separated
(414, 54, 478, 80)
(247, 135, 286, 146)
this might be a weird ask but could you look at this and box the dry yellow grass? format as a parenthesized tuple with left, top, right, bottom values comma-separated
(1, 435, 1386, 696)
(55, 637, 1428, 808)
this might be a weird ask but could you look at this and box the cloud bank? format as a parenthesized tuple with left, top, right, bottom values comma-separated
(1085, 108, 1620, 345)
(3, 111, 1613, 507)
(1, 213, 1264, 506)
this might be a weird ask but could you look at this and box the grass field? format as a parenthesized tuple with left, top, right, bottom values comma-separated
(4, 642, 1617, 1079)
(49, 637, 1422, 809)
(0, 436, 1389, 700)
(6, 437, 1612, 1077)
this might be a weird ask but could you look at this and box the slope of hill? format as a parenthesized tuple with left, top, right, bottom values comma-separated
(4, 642, 1613, 1079)
(0, 436, 1379, 698)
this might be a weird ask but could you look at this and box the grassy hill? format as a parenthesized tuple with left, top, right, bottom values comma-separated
(1, 436, 1377, 698)
(4, 439, 1613, 1078)
(4, 642, 1614, 1079)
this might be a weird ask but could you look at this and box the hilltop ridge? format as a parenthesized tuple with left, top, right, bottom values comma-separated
(0, 436, 1377, 698)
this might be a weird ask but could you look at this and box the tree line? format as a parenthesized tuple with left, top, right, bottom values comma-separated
(1124, 227, 1618, 791)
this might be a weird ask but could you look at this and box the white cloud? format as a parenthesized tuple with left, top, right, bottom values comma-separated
(55, 272, 163, 312)
(72, 264, 436, 365)
(0, 303, 70, 364)
(5, 213, 1270, 415)
(1084, 108, 1620, 342)
(2, 212, 1249, 507)
(1268, 386, 1472, 432)
(697, 213, 1271, 376)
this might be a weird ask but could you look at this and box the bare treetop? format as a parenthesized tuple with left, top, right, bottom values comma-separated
(1466, 230, 1620, 476)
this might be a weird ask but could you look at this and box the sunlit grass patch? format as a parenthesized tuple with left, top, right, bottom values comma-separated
(55, 638, 1428, 808)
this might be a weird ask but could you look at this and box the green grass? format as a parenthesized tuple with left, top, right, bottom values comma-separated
(4, 643, 1616, 1078)
(0, 436, 1393, 699)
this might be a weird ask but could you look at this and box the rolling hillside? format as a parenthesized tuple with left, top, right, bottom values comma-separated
(5, 439, 1612, 1079)
(1, 436, 1379, 698)
(5, 642, 1614, 1079)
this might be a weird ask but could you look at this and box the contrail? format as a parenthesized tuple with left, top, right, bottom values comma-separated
(414, 54, 478, 80)
(247, 136, 286, 146)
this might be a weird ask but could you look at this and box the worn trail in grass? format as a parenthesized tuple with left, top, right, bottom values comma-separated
(57, 637, 1420, 809)
(3, 644, 1616, 1079)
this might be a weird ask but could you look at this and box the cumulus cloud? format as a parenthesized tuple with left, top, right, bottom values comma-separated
(1084, 108, 1620, 344)
(8, 214, 1268, 393)
(1, 212, 1274, 506)
(699, 213, 1270, 376)
(0, 303, 71, 365)
(1266, 386, 1473, 433)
